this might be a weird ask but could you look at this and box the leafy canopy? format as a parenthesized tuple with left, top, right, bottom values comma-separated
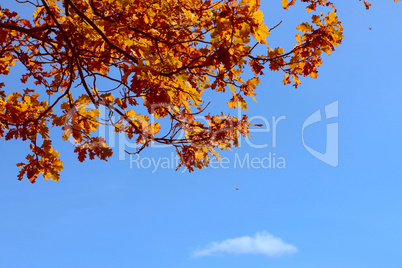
(0, 0, 386, 182)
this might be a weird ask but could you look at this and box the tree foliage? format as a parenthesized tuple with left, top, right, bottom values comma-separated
(0, 0, 388, 182)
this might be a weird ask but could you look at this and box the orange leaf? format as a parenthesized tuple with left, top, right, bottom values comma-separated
(363, 1, 372, 10)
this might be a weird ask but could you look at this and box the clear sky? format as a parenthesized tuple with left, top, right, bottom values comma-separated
(1, 1, 401, 268)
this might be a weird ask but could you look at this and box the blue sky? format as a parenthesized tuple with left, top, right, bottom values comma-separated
(1, 1, 402, 268)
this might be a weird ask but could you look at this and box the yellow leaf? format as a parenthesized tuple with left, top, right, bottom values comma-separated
(240, 23, 250, 38)
(282, 0, 289, 9)
(229, 84, 236, 93)
(143, 14, 149, 24)
(125, 39, 134, 47)
(310, 71, 318, 79)
(253, 10, 264, 23)
(283, 74, 291, 85)
(126, 110, 136, 118)
(326, 12, 337, 24)
(210, 148, 221, 161)
(23, 96, 31, 105)
(227, 100, 237, 109)
(296, 22, 313, 33)
(311, 15, 323, 26)
(252, 25, 269, 44)
(295, 33, 302, 44)
(62, 128, 72, 141)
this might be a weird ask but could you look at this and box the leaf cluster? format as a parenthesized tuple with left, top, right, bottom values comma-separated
(0, 0, 382, 182)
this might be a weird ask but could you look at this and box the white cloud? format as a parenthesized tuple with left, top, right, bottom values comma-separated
(192, 231, 298, 258)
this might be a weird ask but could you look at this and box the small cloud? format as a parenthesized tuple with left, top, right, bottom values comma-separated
(192, 231, 297, 258)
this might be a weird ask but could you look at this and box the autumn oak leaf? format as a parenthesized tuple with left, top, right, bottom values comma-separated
(0, 0, 397, 182)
